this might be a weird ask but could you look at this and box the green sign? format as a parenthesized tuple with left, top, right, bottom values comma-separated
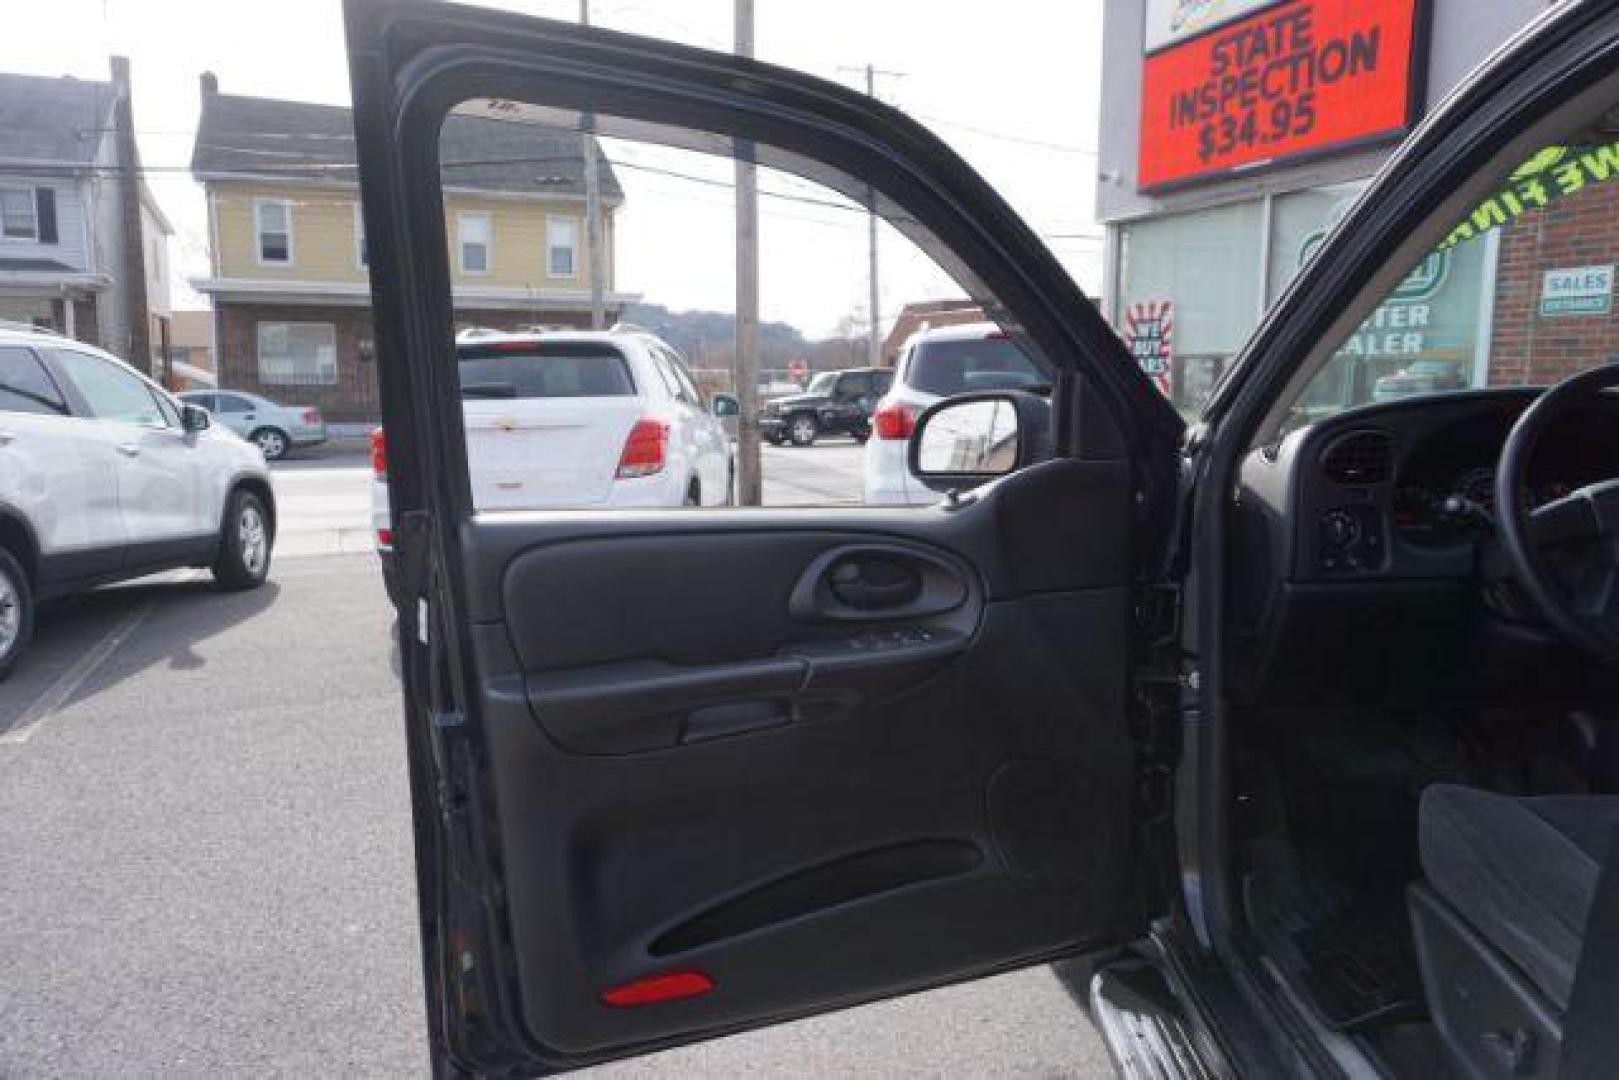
(1540, 265, 1614, 317)
(1438, 141, 1619, 252)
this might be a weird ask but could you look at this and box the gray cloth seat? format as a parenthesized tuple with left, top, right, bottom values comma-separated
(1419, 784, 1619, 1009)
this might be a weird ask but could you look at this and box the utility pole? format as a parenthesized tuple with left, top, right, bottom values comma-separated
(839, 63, 905, 368)
(580, 0, 607, 330)
(733, 0, 763, 505)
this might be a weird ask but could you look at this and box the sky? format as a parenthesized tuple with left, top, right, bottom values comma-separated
(3, 0, 1105, 339)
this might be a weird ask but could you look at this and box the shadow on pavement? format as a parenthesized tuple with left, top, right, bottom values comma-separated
(17, 576, 283, 721)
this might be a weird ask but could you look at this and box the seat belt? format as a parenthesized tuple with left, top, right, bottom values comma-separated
(1560, 830, 1619, 1078)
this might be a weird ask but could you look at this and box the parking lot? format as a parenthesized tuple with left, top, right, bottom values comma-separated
(0, 443, 1108, 1078)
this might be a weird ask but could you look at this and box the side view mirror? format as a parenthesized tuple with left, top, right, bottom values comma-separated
(907, 390, 1051, 494)
(181, 403, 212, 433)
(711, 393, 740, 418)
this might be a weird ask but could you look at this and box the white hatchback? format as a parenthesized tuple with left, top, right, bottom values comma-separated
(862, 322, 1049, 506)
(373, 329, 736, 584)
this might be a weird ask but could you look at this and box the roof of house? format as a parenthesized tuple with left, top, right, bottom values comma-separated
(0, 73, 114, 165)
(191, 90, 623, 198)
(0, 256, 78, 272)
(880, 299, 986, 363)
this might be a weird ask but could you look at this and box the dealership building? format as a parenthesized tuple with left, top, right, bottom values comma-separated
(1093, 0, 1613, 413)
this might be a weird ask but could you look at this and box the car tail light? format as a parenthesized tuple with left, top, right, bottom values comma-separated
(376, 528, 393, 549)
(616, 418, 668, 478)
(873, 401, 917, 440)
(302, 408, 322, 425)
(370, 427, 387, 480)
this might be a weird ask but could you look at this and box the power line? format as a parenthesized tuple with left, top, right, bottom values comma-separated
(903, 110, 1098, 156)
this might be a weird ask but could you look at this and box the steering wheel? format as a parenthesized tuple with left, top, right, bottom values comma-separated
(1496, 362, 1619, 665)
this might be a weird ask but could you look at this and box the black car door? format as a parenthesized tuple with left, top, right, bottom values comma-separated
(344, 1, 1185, 1072)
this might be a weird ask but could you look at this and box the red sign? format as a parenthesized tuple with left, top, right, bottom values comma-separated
(787, 359, 808, 381)
(1124, 301, 1174, 398)
(1138, 0, 1424, 190)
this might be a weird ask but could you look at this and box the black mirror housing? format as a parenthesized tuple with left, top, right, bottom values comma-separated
(907, 390, 1052, 494)
(181, 403, 212, 433)
(711, 393, 741, 418)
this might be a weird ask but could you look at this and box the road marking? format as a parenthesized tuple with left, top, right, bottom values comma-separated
(0, 599, 155, 746)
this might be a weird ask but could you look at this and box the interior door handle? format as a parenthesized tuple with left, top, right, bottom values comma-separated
(828, 560, 922, 610)
(116, 443, 141, 457)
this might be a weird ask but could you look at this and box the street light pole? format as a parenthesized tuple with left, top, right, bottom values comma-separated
(733, 0, 763, 505)
(580, 0, 607, 330)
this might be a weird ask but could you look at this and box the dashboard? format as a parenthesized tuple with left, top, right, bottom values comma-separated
(1229, 388, 1619, 703)
(1239, 389, 1619, 584)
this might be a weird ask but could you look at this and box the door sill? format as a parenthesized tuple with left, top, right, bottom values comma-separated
(1091, 957, 1224, 1079)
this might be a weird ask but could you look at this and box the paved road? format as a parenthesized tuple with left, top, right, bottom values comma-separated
(0, 466, 1108, 1077)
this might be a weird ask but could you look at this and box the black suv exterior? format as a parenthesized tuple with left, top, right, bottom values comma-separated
(759, 367, 892, 446)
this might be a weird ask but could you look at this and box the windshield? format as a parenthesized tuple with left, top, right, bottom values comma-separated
(905, 337, 1047, 397)
(457, 343, 635, 399)
(1277, 135, 1619, 430)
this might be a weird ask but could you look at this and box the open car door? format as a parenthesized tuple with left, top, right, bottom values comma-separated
(343, 0, 1186, 1072)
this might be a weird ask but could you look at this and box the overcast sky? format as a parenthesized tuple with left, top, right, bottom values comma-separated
(4, 0, 1104, 339)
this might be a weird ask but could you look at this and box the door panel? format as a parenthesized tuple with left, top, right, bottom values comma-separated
(344, 1, 1180, 1071)
(459, 461, 1139, 1058)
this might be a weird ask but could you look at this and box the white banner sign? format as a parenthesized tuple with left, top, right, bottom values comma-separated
(1144, 0, 1275, 52)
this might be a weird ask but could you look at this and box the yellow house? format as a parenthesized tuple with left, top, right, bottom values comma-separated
(189, 73, 633, 422)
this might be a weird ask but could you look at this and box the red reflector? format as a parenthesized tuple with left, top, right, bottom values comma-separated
(302, 408, 322, 424)
(370, 426, 387, 480)
(600, 971, 714, 1007)
(376, 528, 393, 548)
(616, 418, 668, 478)
(873, 402, 916, 440)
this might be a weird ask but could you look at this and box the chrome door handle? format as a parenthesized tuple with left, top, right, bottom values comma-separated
(116, 443, 141, 457)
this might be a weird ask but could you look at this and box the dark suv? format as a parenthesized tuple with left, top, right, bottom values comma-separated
(759, 367, 892, 446)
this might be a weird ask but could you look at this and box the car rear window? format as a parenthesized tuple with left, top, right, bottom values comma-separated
(456, 342, 636, 399)
(904, 337, 1046, 396)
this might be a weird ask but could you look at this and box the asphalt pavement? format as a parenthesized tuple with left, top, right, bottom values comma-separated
(0, 443, 1110, 1078)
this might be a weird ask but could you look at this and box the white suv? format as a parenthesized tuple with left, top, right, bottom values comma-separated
(862, 322, 1049, 505)
(0, 327, 275, 678)
(372, 329, 737, 590)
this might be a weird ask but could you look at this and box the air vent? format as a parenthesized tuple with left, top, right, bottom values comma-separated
(1321, 430, 1394, 485)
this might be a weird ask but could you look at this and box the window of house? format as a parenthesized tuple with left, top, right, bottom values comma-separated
(257, 322, 337, 385)
(255, 199, 292, 264)
(547, 216, 577, 278)
(355, 203, 368, 268)
(459, 213, 491, 273)
(0, 186, 38, 240)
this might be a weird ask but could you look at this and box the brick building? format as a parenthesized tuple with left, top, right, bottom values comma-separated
(190, 74, 635, 424)
(1488, 162, 1619, 387)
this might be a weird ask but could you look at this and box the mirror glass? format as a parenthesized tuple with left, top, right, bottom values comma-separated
(914, 398, 1019, 476)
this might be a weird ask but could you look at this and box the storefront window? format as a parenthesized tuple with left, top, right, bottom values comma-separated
(1279, 135, 1619, 430)
(1118, 200, 1265, 413)
(1266, 182, 1365, 304)
(1274, 181, 1495, 421)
